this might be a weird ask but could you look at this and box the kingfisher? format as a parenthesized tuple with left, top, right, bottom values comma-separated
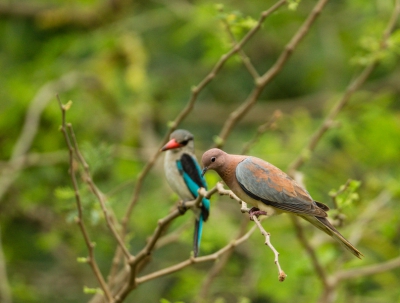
(161, 129, 210, 257)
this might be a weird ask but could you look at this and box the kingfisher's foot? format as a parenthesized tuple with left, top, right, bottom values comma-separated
(178, 201, 188, 214)
(248, 207, 267, 220)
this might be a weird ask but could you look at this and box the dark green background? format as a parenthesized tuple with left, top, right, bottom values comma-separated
(1, 0, 399, 302)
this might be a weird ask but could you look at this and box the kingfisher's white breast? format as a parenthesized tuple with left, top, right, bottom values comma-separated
(164, 150, 194, 201)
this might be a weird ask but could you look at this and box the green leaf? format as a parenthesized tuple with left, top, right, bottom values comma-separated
(64, 100, 73, 111)
(54, 186, 75, 200)
(83, 286, 102, 295)
(288, 0, 301, 10)
(213, 135, 224, 146)
(77, 257, 88, 263)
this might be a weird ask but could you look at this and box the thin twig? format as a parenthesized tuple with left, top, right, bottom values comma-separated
(252, 215, 286, 281)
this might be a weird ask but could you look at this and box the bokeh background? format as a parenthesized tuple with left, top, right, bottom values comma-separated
(1, 0, 400, 302)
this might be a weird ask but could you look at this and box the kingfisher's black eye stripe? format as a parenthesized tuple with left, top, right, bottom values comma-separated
(179, 137, 193, 145)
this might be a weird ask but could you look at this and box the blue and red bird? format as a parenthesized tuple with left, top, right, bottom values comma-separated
(161, 129, 210, 257)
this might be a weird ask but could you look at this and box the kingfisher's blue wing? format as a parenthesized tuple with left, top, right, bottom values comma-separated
(176, 153, 210, 257)
(236, 157, 327, 217)
(179, 154, 208, 190)
(176, 154, 210, 218)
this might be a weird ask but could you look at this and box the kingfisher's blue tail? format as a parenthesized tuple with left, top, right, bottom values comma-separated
(193, 214, 204, 257)
(193, 197, 209, 257)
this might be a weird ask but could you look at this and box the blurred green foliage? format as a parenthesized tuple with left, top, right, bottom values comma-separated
(1, 0, 400, 303)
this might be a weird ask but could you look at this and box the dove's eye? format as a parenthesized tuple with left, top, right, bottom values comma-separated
(211, 157, 216, 162)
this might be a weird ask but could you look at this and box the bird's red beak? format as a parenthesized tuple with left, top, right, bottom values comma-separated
(161, 139, 182, 151)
